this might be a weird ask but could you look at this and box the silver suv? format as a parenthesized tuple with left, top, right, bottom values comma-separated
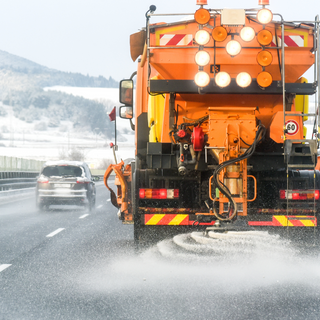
(36, 160, 98, 211)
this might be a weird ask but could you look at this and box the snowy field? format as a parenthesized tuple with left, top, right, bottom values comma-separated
(0, 87, 135, 169)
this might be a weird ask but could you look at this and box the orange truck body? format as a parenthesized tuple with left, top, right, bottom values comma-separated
(105, 2, 320, 244)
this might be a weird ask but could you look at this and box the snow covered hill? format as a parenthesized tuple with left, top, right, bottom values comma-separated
(0, 87, 135, 169)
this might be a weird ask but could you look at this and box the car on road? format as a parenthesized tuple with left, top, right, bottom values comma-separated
(36, 160, 99, 211)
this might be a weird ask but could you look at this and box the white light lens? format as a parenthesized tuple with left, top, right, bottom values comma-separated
(215, 72, 231, 88)
(236, 72, 252, 88)
(226, 40, 241, 56)
(195, 71, 210, 87)
(257, 8, 273, 24)
(195, 50, 210, 66)
(195, 30, 210, 45)
(240, 27, 255, 42)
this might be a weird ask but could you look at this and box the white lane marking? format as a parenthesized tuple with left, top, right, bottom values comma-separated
(106, 199, 111, 202)
(97, 205, 103, 209)
(0, 264, 12, 273)
(46, 228, 65, 238)
(79, 214, 89, 219)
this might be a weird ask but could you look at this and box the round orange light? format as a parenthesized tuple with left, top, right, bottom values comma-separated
(257, 29, 273, 46)
(257, 50, 273, 66)
(194, 8, 211, 25)
(257, 71, 273, 88)
(212, 26, 227, 42)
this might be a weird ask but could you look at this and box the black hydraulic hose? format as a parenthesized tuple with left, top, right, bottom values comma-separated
(212, 125, 266, 221)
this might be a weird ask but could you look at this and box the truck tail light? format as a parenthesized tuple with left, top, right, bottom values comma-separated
(280, 190, 319, 200)
(37, 178, 49, 183)
(77, 178, 90, 184)
(139, 188, 179, 199)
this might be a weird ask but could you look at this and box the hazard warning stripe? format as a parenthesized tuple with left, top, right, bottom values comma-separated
(271, 35, 304, 47)
(145, 214, 189, 225)
(273, 215, 316, 227)
(249, 216, 317, 227)
(159, 34, 193, 46)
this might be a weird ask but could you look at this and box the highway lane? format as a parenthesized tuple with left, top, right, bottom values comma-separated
(1, 182, 320, 319)
(0, 182, 135, 319)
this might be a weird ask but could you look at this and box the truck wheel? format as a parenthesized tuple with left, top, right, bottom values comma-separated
(37, 202, 46, 212)
(87, 197, 95, 212)
(134, 223, 154, 250)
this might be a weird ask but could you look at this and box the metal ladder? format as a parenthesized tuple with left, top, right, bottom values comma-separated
(282, 16, 320, 241)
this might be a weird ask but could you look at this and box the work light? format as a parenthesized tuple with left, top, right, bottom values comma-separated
(240, 27, 255, 42)
(236, 72, 252, 88)
(195, 29, 211, 45)
(257, 8, 273, 24)
(226, 40, 241, 56)
(195, 71, 210, 87)
(195, 50, 210, 66)
(215, 72, 231, 88)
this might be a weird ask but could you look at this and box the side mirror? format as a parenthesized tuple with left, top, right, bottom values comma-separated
(119, 106, 133, 119)
(119, 79, 134, 106)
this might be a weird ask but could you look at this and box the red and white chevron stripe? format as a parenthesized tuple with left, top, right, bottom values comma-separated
(160, 34, 193, 46)
(271, 35, 304, 47)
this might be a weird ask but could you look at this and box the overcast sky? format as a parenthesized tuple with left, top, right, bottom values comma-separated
(0, 0, 318, 81)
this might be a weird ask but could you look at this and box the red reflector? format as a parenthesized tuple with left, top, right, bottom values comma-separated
(151, 189, 167, 199)
(139, 188, 179, 199)
(159, 189, 167, 199)
(139, 189, 145, 198)
(37, 180, 49, 183)
(292, 192, 300, 200)
(280, 189, 319, 200)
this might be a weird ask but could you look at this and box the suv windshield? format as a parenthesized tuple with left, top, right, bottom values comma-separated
(42, 165, 83, 177)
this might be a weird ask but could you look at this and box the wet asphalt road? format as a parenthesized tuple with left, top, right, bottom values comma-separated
(1, 182, 320, 320)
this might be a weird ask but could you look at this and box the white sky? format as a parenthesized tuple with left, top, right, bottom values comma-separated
(0, 0, 318, 81)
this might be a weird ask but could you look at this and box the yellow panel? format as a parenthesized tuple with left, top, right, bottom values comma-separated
(148, 77, 166, 142)
(295, 77, 309, 121)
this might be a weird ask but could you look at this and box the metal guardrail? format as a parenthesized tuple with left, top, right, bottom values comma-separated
(0, 172, 38, 192)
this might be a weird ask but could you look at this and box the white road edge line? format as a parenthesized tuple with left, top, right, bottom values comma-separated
(106, 199, 111, 202)
(0, 264, 12, 273)
(97, 205, 103, 209)
(79, 214, 90, 219)
(46, 228, 65, 238)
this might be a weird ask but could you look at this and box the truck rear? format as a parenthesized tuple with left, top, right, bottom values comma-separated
(105, 0, 320, 246)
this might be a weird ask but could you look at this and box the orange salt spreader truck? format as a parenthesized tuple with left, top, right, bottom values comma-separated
(104, 0, 320, 245)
